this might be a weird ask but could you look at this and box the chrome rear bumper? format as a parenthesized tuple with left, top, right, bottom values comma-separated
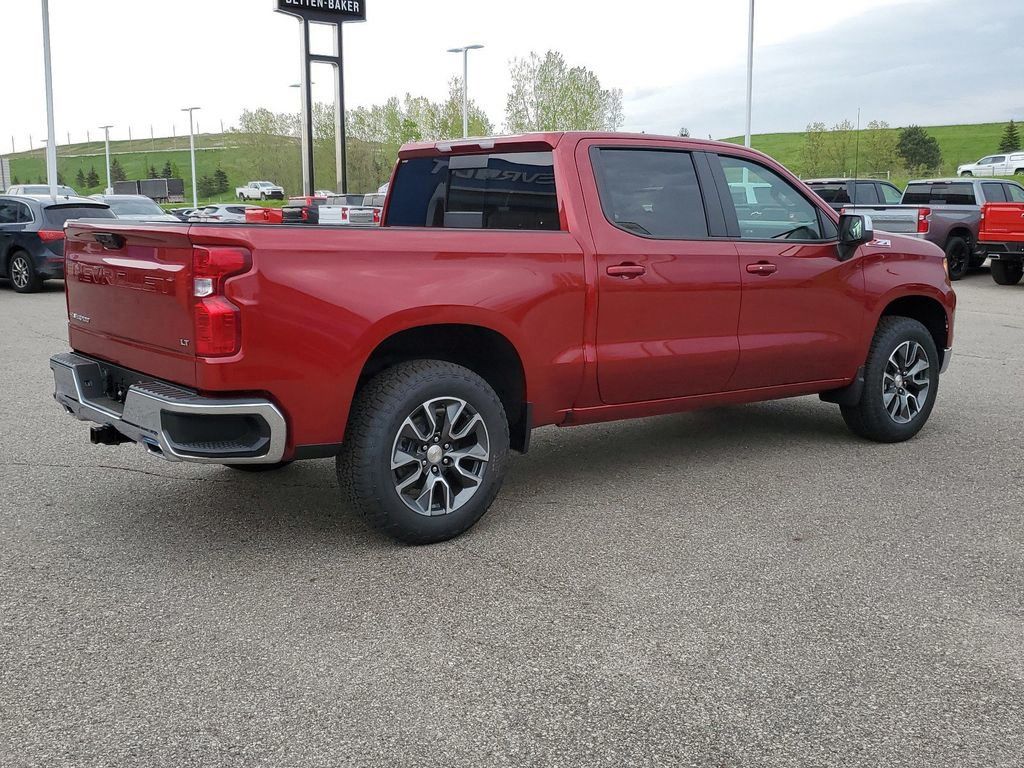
(50, 352, 286, 465)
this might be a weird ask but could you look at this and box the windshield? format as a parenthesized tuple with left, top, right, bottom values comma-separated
(109, 198, 164, 216)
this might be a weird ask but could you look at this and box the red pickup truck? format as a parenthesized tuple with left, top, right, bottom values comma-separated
(50, 132, 956, 544)
(978, 202, 1024, 285)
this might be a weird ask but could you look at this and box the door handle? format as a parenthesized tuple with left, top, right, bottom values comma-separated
(607, 263, 646, 279)
(746, 262, 777, 275)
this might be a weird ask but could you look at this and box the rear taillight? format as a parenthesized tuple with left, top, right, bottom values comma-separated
(192, 246, 250, 357)
(38, 230, 65, 242)
(373, 208, 381, 225)
(917, 207, 931, 234)
(341, 207, 349, 221)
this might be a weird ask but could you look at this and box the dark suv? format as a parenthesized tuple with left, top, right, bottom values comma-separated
(804, 178, 904, 211)
(0, 196, 114, 293)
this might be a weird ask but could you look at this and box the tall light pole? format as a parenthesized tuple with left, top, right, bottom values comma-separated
(744, 0, 755, 148)
(41, 0, 59, 200)
(182, 107, 201, 207)
(447, 45, 484, 138)
(99, 125, 113, 194)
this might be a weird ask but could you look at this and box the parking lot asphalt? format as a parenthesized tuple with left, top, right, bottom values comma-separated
(1, 272, 1022, 768)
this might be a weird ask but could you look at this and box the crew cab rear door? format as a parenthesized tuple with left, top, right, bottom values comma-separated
(578, 139, 741, 404)
(64, 220, 197, 386)
(710, 152, 865, 389)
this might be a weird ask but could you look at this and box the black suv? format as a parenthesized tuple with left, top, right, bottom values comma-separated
(804, 178, 904, 211)
(0, 195, 114, 293)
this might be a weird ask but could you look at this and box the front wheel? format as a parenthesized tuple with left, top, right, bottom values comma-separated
(944, 237, 970, 281)
(960, 171, 973, 177)
(991, 260, 1024, 285)
(337, 360, 510, 545)
(8, 251, 42, 293)
(260, 192, 267, 200)
(840, 317, 940, 443)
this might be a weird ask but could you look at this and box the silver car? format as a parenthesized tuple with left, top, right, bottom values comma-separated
(89, 195, 177, 221)
(189, 204, 259, 223)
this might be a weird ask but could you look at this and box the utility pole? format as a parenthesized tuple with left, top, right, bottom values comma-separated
(41, 0, 59, 199)
(99, 125, 113, 193)
(182, 107, 201, 208)
(447, 45, 484, 138)
(744, 0, 755, 147)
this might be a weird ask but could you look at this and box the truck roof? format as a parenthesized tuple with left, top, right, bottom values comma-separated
(397, 132, 767, 159)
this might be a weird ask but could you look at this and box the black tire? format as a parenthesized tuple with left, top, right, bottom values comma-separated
(991, 260, 1024, 285)
(260, 192, 267, 200)
(8, 250, 42, 293)
(225, 461, 293, 473)
(960, 171, 973, 177)
(969, 254, 987, 269)
(840, 316, 940, 443)
(944, 236, 970, 281)
(1015, 168, 1024, 177)
(337, 360, 510, 545)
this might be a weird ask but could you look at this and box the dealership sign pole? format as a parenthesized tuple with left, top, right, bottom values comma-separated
(276, 0, 366, 196)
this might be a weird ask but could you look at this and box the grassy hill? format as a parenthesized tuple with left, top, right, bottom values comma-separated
(3, 132, 386, 204)
(721, 122, 1011, 176)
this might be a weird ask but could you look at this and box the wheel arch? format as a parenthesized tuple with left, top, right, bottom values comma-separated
(946, 226, 973, 248)
(354, 322, 531, 452)
(878, 294, 950, 364)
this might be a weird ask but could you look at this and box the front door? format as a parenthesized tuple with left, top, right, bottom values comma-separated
(713, 153, 866, 390)
(583, 145, 742, 404)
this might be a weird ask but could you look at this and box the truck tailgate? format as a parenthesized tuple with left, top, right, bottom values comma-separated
(979, 202, 1024, 243)
(842, 205, 920, 234)
(64, 220, 197, 386)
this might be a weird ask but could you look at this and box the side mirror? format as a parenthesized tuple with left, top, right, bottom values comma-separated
(837, 213, 873, 261)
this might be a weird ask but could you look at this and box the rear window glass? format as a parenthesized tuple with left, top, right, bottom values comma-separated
(43, 206, 115, 227)
(902, 183, 976, 205)
(592, 148, 708, 239)
(809, 184, 850, 204)
(901, 185, 932, 205)
(387, 151, 560, 230)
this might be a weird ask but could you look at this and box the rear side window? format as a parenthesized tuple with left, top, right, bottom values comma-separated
(0, 201, 32, 223)
(387, 151, 559, 230)
(982, 183, 1007, 203)
(43, 205, 115, 228)
(591, 148, 708, 239)
(853, 183, 880, 205)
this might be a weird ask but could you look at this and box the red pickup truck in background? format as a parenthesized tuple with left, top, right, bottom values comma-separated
(978, 201, 1024, 285)
(50, 133, 956, 544)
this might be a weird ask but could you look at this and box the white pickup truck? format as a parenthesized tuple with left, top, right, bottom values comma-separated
(236, 181, 285, 201)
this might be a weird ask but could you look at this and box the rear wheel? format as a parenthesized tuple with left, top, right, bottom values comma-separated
(1015, 168, 1024, 177)
(944, 236, 970, 280)
(8, 251, 42, 293)
(840, 317, 940, 443)
(337, 360, 510, 545)
(991, 260, 1024, 285)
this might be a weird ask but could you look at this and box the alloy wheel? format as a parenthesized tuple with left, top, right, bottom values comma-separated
(10, 256, 30, 290)
(390, 396, 490, 517)
(882, 340, 930, 424)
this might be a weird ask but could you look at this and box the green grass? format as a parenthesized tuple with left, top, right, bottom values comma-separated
(720, 122, 1012, 178)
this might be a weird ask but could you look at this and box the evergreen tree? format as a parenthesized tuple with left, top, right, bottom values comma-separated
(896, 125, 942, 170)
(86, 166, 100, 188)
(161, 160, 173, 179)
(110, 157, 127, 182)
(75, 168, 86, 187)
(148, 165, 158, 179)
(999, 120, 1021, 153)
(197, 175, 218, 198)
(11, 175, 19, 185)
(213, 167, 229, 194)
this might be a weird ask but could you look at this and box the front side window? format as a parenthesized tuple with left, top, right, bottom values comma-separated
(881, 183, 903, 204)
(1006, 184, 1024, 203)
(719, 155, 824, 240)
(387, 151, 559, 230)
(591, 148, 708, 239)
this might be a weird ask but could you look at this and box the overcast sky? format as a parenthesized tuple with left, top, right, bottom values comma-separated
(1, 0, 1021, 153)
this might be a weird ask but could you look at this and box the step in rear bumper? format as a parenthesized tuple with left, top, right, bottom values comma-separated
(50, 352, 287, 465)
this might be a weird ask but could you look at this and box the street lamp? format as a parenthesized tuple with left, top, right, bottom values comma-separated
(447, 45, 484, 138)
(744, 0, 755, 148)
(99, 125, 113, 194)
(182, 107, 201, 208)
